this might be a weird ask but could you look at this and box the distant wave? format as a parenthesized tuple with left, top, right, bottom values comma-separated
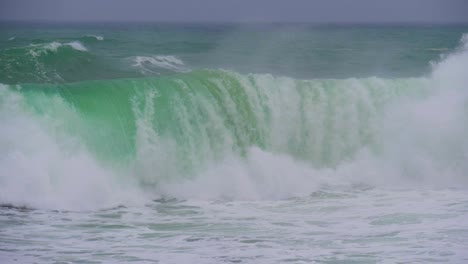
(130, 55, 189, 74)
(25, 41, 88, 57)
(422, 48, 449, 51)
(85, 35, 104, 41)
(81, 35, 105, 42)
(39, 41, 88, 52)
(0, 41, 90, 83)
(65, 41, 88, 51)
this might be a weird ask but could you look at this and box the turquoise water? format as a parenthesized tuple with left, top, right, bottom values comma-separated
(1, 23, 468, 263)
(0, 23, 466, 83)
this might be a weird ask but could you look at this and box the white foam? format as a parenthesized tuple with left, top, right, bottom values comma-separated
(0, 85, 143, 210)
(86, 34, 104, 41)
(65, 41, 88, 51)
(159, 147, 334, 200)
(43, 41, 62, 52)
(131, 55, 188, 74)
(31, 41, 88, 54)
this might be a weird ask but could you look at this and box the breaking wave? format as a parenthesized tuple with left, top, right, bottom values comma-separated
(0, 34, 467, 210)
(130, 55, 189, 74)
(0, 41, 90, 83)
(82, 35, 104, 41)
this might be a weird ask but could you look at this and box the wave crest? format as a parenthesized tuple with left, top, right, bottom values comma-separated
(30, 41, 88, 55)
(130, 55, 189, 74)
(83, 34, 104, 41)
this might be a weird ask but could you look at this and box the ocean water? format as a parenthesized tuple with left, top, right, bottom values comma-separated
(1, 23, 468, 263)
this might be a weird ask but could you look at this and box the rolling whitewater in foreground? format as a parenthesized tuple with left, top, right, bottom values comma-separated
(1, 23, 468, 263)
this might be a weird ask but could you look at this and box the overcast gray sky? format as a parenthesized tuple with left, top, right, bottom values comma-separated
(0, 0, 467, 23)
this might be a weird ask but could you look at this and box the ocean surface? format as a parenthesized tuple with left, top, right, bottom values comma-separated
(1, 23, 468, 263)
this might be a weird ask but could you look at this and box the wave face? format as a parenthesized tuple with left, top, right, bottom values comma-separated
(1, 33, 468, 210)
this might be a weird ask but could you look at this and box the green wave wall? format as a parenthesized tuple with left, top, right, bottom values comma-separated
(8, 70, 429, 180)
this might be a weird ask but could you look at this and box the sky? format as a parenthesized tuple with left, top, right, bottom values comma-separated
(0, 0, 467, 23)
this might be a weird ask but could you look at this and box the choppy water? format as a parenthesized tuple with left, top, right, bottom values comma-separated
(1, 23, 468, 263)
(2, 190, 468, 263)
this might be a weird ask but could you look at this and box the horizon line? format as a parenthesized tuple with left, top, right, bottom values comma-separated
(1, 19, 468, 26)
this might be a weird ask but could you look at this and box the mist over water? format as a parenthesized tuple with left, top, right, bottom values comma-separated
(1, 24, 468, 263)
